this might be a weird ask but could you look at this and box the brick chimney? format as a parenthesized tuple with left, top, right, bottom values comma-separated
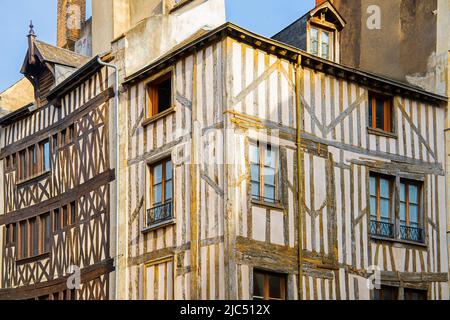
(316, 0, 329, 6)
(57, 0, 86, 50)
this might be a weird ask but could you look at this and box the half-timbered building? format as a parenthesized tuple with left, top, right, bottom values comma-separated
(120, 21, 449, 300)
(0, 25, 115, 300)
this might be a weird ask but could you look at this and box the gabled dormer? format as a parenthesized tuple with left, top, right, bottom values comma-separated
(20, 23, 89, 106)
(272, 0, 346, 63)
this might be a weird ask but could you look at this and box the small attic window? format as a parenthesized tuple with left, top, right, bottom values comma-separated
(309, 26, 332, 60)
(146, 72, 173, 119)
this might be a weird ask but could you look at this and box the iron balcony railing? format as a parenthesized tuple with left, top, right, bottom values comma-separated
(370, 220, 395, 239)
(400, 225, 424, 243)
(146, 201, 173, 227)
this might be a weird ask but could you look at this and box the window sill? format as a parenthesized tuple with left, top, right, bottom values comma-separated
(370, 235, 427, 248)
(141, 218, 176, 234)
(16, 170, 51, 187)
(251, 199, 284, 211)
(16, 252, 50, 266)
(142, 107, 175, 127)
(367, 127, 398, 139)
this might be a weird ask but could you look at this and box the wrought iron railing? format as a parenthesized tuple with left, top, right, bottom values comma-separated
(146, 201, 173, 227)
(400, 225, 424, 243)
(370, 220, 395, 239)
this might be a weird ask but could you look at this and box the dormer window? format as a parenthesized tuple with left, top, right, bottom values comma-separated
(309, 27, 333, 60)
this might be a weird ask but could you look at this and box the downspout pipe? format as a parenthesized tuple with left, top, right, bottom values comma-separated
(97, 57, 120, 300)
(295, 56, 304, 300)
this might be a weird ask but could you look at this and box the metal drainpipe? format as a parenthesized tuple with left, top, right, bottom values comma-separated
(97, 56, 120, 300)
(295, 56, 304, 300)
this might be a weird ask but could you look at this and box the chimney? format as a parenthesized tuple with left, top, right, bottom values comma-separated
(57, 0, 86, 50)
(316, 0, 329, 6)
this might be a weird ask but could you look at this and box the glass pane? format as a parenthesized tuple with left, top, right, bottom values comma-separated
(253, 272, 265, 298)
(375, 98, 385, 129)
(379, 178, 390, 198)
(370, 197, 377, 217)
(154, 184, 163, 204)
(268, 275, 283, 299)
(264, 185, 275, 202)
(400, 183, 406, 202)
(43, 142, 50, 171)
(251, 164, 260, 182)
(251, 182, 260, 198)
(321, 32, 330, 59)
(264, 167, 275, 186)
(264, 146, 275, 168)
(310, 28, 318, 55)
(165, 181, 173, 201)
(166, 161, 173, 180)
(153, 164, 163, 184)
(409, 185, 418, 204)
(400, 202, 406, 225)
(249, 145, 259, 164)
(380, 199, 390, 220)
(410, 204, 419, 224)
(369, 176, 376, 196)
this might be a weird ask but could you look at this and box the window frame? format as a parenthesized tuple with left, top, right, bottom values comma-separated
(368, 92, 393, 133)
(145, 158, 174, 230)
(253, 269, 287, 301)
(145, 72, 173, 120)
(308, 24, 335, 61)
(250, 142, 279, 205)
(369, 173, 394, 224)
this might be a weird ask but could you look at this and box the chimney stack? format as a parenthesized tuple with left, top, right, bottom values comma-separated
(316, 0, 329, 6)
(57, 0, 86, 50)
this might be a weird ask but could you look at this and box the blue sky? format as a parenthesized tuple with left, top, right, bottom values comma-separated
(0, 0, 314, 92)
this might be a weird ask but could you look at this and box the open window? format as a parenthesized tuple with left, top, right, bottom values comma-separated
(368, 92, 393, 133)
(146, 72, 173, 119)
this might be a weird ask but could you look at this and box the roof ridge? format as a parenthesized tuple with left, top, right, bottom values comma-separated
(35, 40, 88, 58)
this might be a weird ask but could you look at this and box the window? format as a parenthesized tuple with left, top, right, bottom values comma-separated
(250, 143, 277, 204)
(309, 27, 333, 60)
(374, 286, 398, 300)
(400, 180, 423, 242)
(20, 221, 28, 259)
(54, 208, 61, 232)
(321, 31, 330, 59)
(369, 174, 394, 238)
(62, 205, 69, 229)
(19, 150, 27, 180)
(310, 28, 319, 56)
(30, 218, 39, 257)
(147, 159, 173, 227)
(404, 289, 427, 300)
(16, 139, 51, 182)
(368, 92, 393, 132)
(40, 140, 50, 172)
(70, 201, 77, 225)
(253, 270, 286, 300)
(41, 213, 52, 253)
(5, 224, 16, 246)
(146, 73, 172, 118)
(61, 129, 67, 145)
